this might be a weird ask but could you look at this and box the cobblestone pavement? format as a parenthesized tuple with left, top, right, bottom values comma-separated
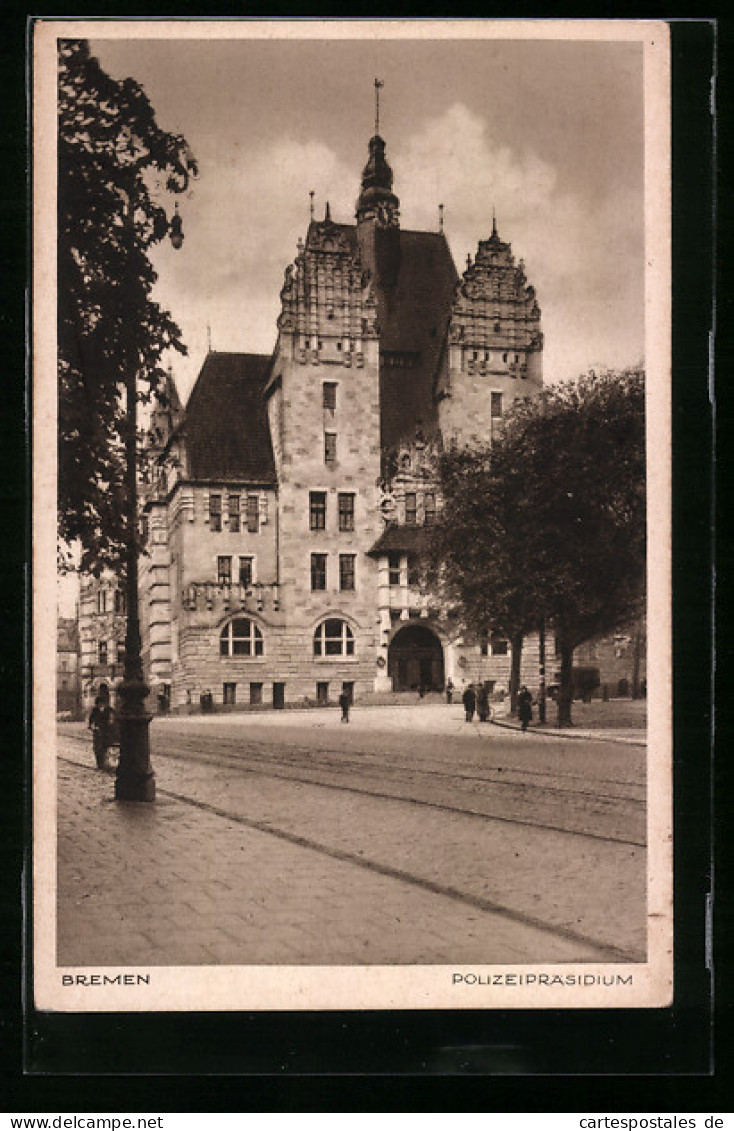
(56, 706, 647, 969)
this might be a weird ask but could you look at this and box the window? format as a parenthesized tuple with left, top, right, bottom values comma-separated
(491, 391, 503, 419)
(313, 618, 355, 657)
(388, 553, 401, 586)
(338, 493, 355, 532)
(424, 492, 436, 526)
(228, 494, 240, 533)
(311, 553, 327, 591)
(114, 590, 126, 614)
(310, 491, 327, 531)
(480, 641, 489, 657)
(405, 492, 417, 525)
(209, 494, 222, 531)
(339, 554, 356, 591)
(238, 556, 253, 588)
(491, 635, 509, 656)
(324, 432, 337, 468)
(316, 681, 329, 706)
(223, 682, 236, 705)
(97, 590, 108, 614)
(407, 555, 421, 588)
(220, 618, 264, 657)
(249, 682, 263, 705)
(342, 681, 354, 704)
(98, 640, 108, 665)
(323, 382, 337, 411)
(217, 556, 232, 585)
(246, 495, 259, 533)
(115, 640, 126, 665)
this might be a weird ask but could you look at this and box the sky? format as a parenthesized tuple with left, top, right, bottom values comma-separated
(90, 32, 646, 403)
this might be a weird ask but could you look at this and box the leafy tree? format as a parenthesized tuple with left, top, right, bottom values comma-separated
(433, 369, 646, 726)
(58, 39, 196, 575)
(431, 442, 543, 712)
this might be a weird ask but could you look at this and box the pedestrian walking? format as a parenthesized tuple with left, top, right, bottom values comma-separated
(88, 696, 113, 771)
(445, 678, 454, 705)
(518, 685, 533, 732)
(338, 689, 351, 723)
(462, 683, 476, 722)
(477, 683, 490, 722)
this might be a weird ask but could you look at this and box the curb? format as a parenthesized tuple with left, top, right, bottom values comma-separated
(489, 717, 646, 747)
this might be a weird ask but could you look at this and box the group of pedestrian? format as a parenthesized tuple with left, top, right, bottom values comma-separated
(461, 682, 492, 723)
(458, 681, 535, 731)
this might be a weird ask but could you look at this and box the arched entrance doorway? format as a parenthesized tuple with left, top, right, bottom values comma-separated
(388, 624, 444, 692)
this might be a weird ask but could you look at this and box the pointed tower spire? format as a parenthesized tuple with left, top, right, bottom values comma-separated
(491, 206, 498, 239)
(324, 201, 332, 223)
(356, 81, 400, 230)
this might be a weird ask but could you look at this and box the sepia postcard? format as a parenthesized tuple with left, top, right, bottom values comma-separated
(33, 18, 673, 1013)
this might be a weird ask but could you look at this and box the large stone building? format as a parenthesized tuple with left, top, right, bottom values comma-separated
(82, 126, 548, 712)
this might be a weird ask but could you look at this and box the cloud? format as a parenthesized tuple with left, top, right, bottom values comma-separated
(153, 102, 644, 401)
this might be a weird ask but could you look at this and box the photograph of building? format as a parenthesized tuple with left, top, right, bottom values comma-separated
(41, 25, 670, 1008)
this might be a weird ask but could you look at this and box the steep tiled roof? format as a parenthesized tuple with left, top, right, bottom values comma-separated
(367, 524, 430, 557)
(376, 229, 458, 449)
(57, 617, 78, 651)
(183, 352, 276, 483)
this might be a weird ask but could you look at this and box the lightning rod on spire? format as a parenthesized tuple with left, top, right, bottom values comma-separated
(374, 78, 384, 136)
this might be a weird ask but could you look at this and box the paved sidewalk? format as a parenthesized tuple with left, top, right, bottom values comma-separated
(56, 735, 621, 968)
(89, 699, 646, 746)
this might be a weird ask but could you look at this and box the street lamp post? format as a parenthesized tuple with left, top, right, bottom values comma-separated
(114, 192, 184, 803)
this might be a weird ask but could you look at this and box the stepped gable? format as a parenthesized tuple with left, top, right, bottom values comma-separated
(183, 351, 276, 483)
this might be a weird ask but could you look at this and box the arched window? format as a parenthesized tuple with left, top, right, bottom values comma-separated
(313, 618, 355, 658)
(220, 618, 264, 657)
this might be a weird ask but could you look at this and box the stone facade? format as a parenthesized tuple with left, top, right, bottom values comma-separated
(79, 576, 127, 711)
(80, 126, 552, 712)
(57, 615, 81, 717)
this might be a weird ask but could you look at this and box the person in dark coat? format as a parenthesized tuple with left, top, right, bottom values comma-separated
(88, 696, 113, 770)
(338, 689, 351, 723)
(462, 683, 476, 722)
(518, 686, 533, 732)
(445, 678, 454, 705)
(476, 683, 490, 722)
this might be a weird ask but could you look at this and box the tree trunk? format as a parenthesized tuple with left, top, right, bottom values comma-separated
(632, 620, 644, 699)
(556, 639, 574, 727)
(509, 632, 523, 715)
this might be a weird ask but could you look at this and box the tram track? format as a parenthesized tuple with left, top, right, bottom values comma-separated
(170, 733, 645, 802)
(58, 751, 644, 963)
(60, 730, 646, 848)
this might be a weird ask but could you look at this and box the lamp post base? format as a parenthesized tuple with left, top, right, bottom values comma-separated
(114, 679, 156, 802)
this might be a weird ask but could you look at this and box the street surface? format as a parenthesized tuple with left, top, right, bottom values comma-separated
(56, 703, 647, 967)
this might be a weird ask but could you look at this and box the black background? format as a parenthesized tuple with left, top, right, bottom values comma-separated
(2, 5, 728, 1112)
